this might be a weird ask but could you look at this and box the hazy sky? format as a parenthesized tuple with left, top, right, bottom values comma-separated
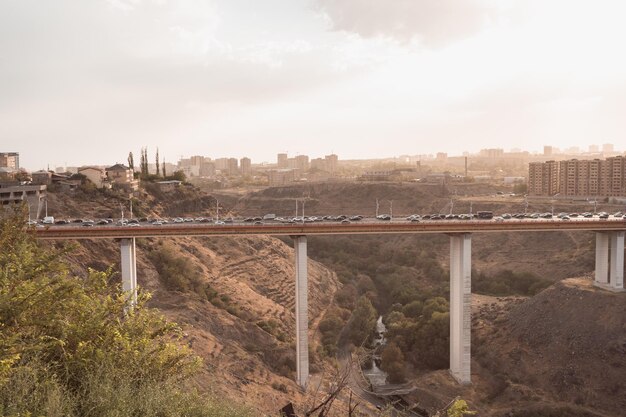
(2, 0, 625, 170)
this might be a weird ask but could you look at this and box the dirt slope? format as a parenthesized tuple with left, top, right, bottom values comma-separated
(44, 187, 341, 415)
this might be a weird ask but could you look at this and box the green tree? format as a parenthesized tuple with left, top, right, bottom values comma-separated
(447, 399, 476, 417)
(127, 151, 134, 172)
(381, 342, 406, 383)
(0, 211, 252, 417)
(348, 296, 377, 346)
(156, 147, 160, 177)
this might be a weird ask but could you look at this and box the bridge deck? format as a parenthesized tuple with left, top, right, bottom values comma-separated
(34, 219, 626, 239)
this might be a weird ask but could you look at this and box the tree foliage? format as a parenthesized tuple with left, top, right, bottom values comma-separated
(384, 297, 450, 370)
(347, 296, 377, 346)
(0, 211, 252, 417)
(473, 269, 550, 296)
(380, 342, 405, 383)
(447, 399, 476, 417)
(127, 151, 134, 172)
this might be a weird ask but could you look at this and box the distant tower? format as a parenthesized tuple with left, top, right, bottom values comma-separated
(602, 143, 614, 154)
(544, 146, 553, 156)
(277, 153, 288, 168)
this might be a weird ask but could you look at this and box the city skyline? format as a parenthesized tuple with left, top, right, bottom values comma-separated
(3, 1, 626, 170)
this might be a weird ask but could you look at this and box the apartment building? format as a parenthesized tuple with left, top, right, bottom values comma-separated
(528, 161, 558, 196)
(529, 156, 626, 197)
(0, 152, 19, 170)
(240, 157, 251, 176)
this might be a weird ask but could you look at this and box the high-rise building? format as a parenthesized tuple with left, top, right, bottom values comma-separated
(602, 143, 614, 154)
(214, 158, 229, 170)
(0, 152, 19, 170)
(310, 158, 326, 171)
(589, 144, 599, 153)
(227, 158, 239, 176)
(603, 156, 626, 196)
(543, 146, 553, 156)
(294, 155, 309, 172)
(240, 157, 251, 176)
(325, 154, 338, 175)
(529, 156, 625, 197)
(277, 153, 288, 168)
(528, 161, 558, 196)
(190, 155, 205, 166)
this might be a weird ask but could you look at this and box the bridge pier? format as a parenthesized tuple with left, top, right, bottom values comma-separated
(120, 238, 138, 306)
(595, 232, 624, 292)
(449, 233, 471, 384)
(293, 235, 309, 388)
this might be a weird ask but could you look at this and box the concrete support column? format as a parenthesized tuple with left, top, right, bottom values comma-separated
(595, 232, 609, 285)
(609, 231, 624, 291)
(450, 233, 471, 385)
(293, 235, 309, 388)
(120, 238, 138, 306)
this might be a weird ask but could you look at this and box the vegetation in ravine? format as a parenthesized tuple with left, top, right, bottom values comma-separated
(473, 269, 551, 296)
(0, 210, 253, 417)
(307, 235, 550, 381)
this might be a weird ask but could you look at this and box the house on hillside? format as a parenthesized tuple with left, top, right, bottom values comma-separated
(78, 166, 107, 188)
(106, 164, 133, 183)
(106, 164, 138, 192)
(156, 180, 182, 192)
(31, 170, 53, 185)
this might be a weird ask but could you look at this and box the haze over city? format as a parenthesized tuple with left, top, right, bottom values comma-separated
(2, 0, 626, 170)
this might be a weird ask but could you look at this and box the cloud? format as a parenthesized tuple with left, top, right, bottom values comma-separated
(315, 0, 501, 46)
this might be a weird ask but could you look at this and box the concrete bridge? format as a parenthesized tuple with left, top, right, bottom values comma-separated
(36, 219, 626, 387)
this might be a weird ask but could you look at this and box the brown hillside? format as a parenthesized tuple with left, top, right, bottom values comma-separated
(43, 187, 341, 415)
(474, 278, 626, 416)
(399, 279, 625, 417)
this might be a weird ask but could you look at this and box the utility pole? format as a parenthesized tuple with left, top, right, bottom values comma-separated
(120, 203, 124, 221)
(469, 202, 473, 216)
(45, 199, 48, 218)
(376, 198, 379, 217)
(295, 199, 299, 219)
(216, 199, 220, 220)
(389, 200, 393, 220)
(130, 200, 133, 219)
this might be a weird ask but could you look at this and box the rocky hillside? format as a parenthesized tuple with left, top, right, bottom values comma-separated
(401, 278, 625, 417)
(44, 186, 341, 414)
(473, 277, 625, 416)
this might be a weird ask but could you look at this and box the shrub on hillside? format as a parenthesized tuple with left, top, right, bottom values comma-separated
(0, 211, 253, 417)
(474, 269, 551, 296)
(348, 296, 378, 346)
(147, 242, 219, 302)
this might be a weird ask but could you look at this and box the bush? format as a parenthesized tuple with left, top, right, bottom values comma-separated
(381, 343, 406, 383)
(0, 212, 253, 417)
(348, 296, 378, 346)
(148, 242, 220, 303)
(474, 269, 551, 296)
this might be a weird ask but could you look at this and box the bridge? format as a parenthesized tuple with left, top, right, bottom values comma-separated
(35, 218, 626, 388)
